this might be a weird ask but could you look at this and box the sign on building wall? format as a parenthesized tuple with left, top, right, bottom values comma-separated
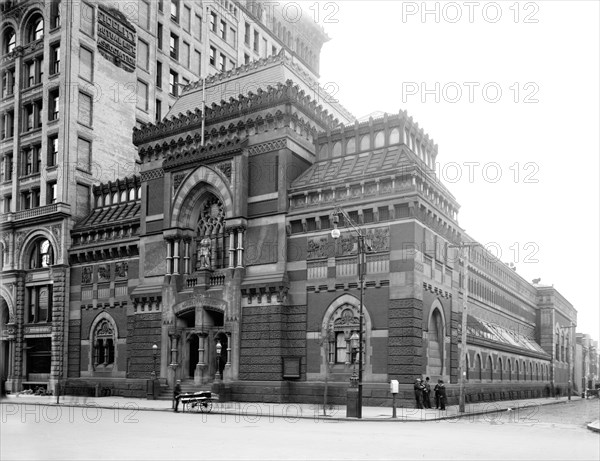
(97, 6, 136, 73)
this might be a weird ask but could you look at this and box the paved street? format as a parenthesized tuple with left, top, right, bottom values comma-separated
(1, 398, 598, 460)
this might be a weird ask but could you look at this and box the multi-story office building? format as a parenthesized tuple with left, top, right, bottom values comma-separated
(0, 0, 329, 393)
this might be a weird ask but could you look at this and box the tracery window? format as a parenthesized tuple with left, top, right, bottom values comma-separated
(92, 318, 115, 368)
(326, 305, 362, 365)
(196, 195, 227, 269)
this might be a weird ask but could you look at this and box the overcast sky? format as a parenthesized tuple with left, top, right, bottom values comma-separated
(315, 1, 600, 339)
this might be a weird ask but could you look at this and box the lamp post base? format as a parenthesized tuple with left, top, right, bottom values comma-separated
(346, 387, 360, 418)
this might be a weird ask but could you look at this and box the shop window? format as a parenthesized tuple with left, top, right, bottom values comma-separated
(26, 285, 52, 323)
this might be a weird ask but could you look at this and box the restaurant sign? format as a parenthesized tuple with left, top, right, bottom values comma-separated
(97, 5, 136, 73)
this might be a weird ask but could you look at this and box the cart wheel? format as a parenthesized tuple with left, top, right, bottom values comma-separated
(190, 401, 201, 412)
(200, 400, 213, 413)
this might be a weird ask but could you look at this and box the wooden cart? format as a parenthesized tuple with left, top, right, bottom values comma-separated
(179, 391, 218, 413)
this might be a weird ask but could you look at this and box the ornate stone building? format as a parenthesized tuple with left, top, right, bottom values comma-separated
(1, 1, 581, 405)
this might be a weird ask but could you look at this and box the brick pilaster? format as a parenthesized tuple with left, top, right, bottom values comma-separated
(388, 298, 424, 384)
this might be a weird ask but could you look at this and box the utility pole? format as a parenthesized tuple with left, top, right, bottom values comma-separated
(449, 241, 479, 413)
(331, 206, 370, 419)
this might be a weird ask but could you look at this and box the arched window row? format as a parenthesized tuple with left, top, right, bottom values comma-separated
(94, 186, 141, 207)
(320, 128, 402, 159)
(466, 353, 550, 382)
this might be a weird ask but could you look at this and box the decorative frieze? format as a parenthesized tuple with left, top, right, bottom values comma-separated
(307, 236, 330, 259)
(140, 168, 164, 182)
(247, 139, 286, 156)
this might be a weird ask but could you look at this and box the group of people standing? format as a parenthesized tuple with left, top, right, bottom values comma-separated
(413, 376, 447, 410)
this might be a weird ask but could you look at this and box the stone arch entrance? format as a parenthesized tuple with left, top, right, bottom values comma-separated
(319, 294, 374, 381)
(426, 301, 446, 378)
(171, 297, 229, 384)
(0, 297, 10, 384)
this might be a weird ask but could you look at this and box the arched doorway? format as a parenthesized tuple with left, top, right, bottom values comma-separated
(0, 297, 10, 383)
(426, 306, 444, 377)
(188, 334, 199, 378)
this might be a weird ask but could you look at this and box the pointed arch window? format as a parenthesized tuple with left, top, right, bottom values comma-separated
(196, 194, 228, 270)
(93, 318, 115, 368)
(426, 307, 444, 375)
(327, 304, 362, 365)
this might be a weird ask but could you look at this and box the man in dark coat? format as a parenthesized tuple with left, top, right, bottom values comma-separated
(414, 378, 424, 409)
(437, 379, 447, 410)
(423, 377, 432, 408)
(173, 380, 182, 412)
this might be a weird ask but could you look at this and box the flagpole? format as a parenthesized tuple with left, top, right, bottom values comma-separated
(201, 77, 205, 146)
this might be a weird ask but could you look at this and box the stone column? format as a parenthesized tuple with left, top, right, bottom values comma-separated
(9, 273, 25, 391)
(165, 239, 172, 276)
(173, 239, 180, 275)
(236, 228, 244, 268)
(50, 265, 67, 393)
(223, 332, 232, 382)
(227, 229, 235, 269)
(195, 332, 208, 384)
(183, 239, 190, 275)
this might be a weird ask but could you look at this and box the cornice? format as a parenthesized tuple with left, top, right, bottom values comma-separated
(133, 80, 341, 146)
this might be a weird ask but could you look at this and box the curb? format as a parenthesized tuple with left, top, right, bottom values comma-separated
(587, 420, 600, 433)
(0, 397, 569, 422)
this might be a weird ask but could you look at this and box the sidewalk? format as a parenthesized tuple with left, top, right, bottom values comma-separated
(0, 393, 579, 422)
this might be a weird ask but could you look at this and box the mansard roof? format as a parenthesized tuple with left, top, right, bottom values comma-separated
(290, 145, 414, 190)
(133, 80, 340, 147)
(74, 176, 141, 231)
(74, 201, 140, 230)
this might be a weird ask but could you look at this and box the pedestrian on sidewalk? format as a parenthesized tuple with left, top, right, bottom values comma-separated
(414, 378, 425, 409)
(173, 380, 182, 412)
(437, 379, 447, 410)
(434, 380, 441, 409)
(423, 377, 432, 408)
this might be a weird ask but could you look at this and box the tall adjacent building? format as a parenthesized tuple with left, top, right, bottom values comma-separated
(0, 0, 329, 393)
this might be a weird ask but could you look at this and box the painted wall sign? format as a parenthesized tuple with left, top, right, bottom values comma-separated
(97, 5, 136, 73)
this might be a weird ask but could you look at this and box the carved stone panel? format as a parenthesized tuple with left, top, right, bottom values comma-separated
(82, 266, 93, 284)
(98, 264, 111, 281)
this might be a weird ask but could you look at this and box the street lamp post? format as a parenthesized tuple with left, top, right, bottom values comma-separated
(151, 344, 158, 379)
(331, 206, 368, 419)
(448, 242, 479, 413)
(215, 340, 222, 381)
